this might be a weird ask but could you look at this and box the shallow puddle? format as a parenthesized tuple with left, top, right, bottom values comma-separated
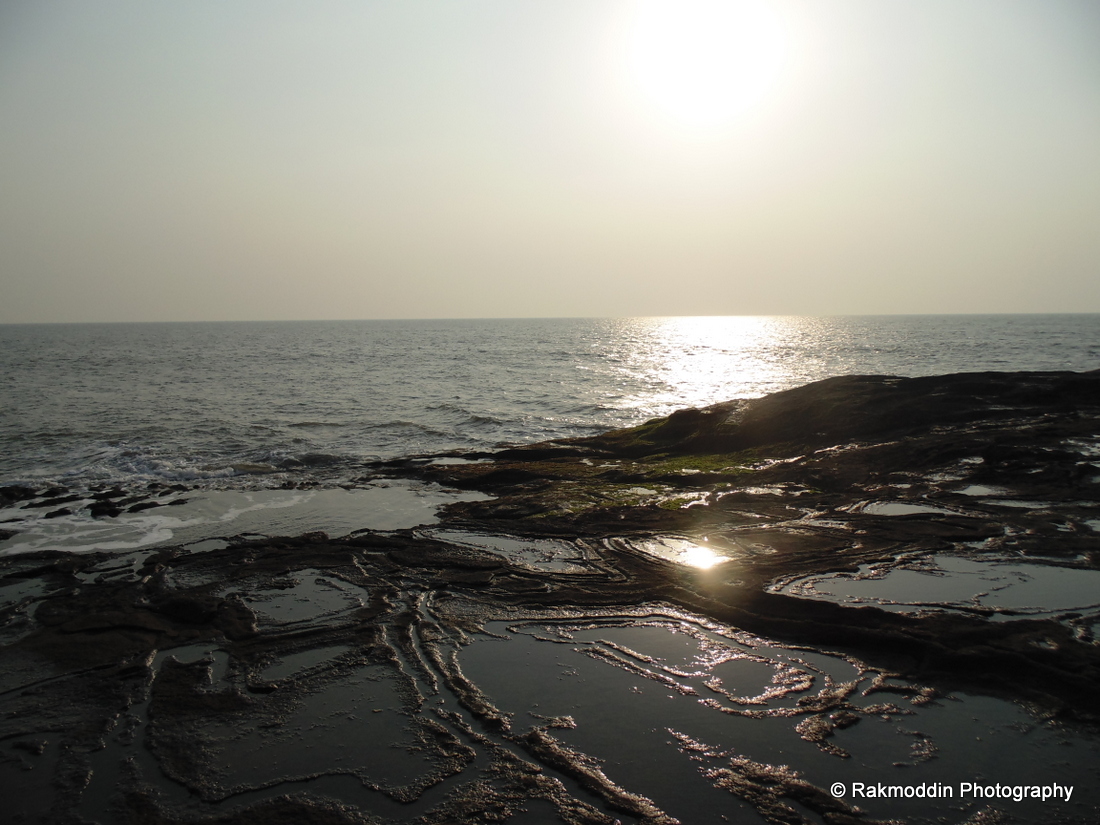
(626, 537, 741, 569)
(261, 645, 352, 682)
(982, 499, 1059, 509)
(204, 665, 434, 795)
(459, 616, 1100, 824)
(229, 570, 367, 626)
(0, 578, 47, 609)
(780, 555, 1100, 618)
(460, 620, 818, 823)
(154, 643, 230, 677)
(0, 482, 491, 556)
(857, 501, 959, 516)
(956, 484, 1007, 497)
(1065, 437, 1100, 458)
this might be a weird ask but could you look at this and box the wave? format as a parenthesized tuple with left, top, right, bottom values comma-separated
(274, 452, 345, 468)
(363, 420, 467, 439)
(426, 403, 508, 427)
(70, 445, 242, 485)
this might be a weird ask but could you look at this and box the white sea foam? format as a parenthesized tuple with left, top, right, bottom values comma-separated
(0, 483, 491, 556)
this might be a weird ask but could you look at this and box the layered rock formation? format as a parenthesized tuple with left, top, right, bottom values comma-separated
(2, 371, 1099, 824)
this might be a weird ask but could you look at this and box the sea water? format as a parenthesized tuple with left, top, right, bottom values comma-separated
(3, 315, 1097, 490)
(1, 315, 1098, 554)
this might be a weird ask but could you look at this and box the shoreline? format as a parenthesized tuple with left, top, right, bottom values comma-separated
(2, 369, 1099, 824)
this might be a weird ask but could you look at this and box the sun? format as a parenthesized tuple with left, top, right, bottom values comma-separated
(623, 0, 789, 131)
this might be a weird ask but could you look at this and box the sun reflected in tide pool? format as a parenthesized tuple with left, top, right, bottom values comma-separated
(633, 537, 731, 569)
(682, 544, 724, 569)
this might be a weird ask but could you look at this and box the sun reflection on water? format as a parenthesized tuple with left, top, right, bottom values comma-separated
(681, 543, 725, 569)
(615, 316, 818, 418)
(635, 537, 731, 569)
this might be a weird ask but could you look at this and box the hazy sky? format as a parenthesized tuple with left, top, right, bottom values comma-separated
(1, 0, 1098, 322)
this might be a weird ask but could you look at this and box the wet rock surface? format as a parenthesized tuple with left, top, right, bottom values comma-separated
(2, 371, 1100, 824)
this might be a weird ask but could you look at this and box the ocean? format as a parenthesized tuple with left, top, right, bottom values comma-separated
(2, 314, 1098, 554)
(3, 314, 1098, 490)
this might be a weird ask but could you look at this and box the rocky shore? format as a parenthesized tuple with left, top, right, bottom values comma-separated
(2, 370, 1099, 824)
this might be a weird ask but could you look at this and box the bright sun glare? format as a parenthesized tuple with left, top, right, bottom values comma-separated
(682, 544, 724, 569)
(624, 0, 788, 130)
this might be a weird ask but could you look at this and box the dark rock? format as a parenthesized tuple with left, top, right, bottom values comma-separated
(464, 467, 543, 487)
(216, 600, 258, 640)
(12, 738, 48, 755)
(830, 710, 861, 729)
(23, 494, 84, 509)
(568, 370, 1100, 458)
(153, 595, 220, 624)
(0, 485, 37, 504)
(44, 508, 72, 519)
(89, 502, 123, 518)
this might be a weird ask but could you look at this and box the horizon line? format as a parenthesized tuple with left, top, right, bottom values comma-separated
(3, 311, 1100, 326)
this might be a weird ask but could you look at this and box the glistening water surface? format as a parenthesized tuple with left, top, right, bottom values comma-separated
(3, 315, 1097, 489)
(0, 481, 490, 556)
(780, 554, 1100, 619)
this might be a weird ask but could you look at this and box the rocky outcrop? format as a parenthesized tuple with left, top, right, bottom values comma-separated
(3, 370, 1099, 825)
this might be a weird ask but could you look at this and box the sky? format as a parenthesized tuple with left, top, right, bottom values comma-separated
(1, 0, 1098, 323)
